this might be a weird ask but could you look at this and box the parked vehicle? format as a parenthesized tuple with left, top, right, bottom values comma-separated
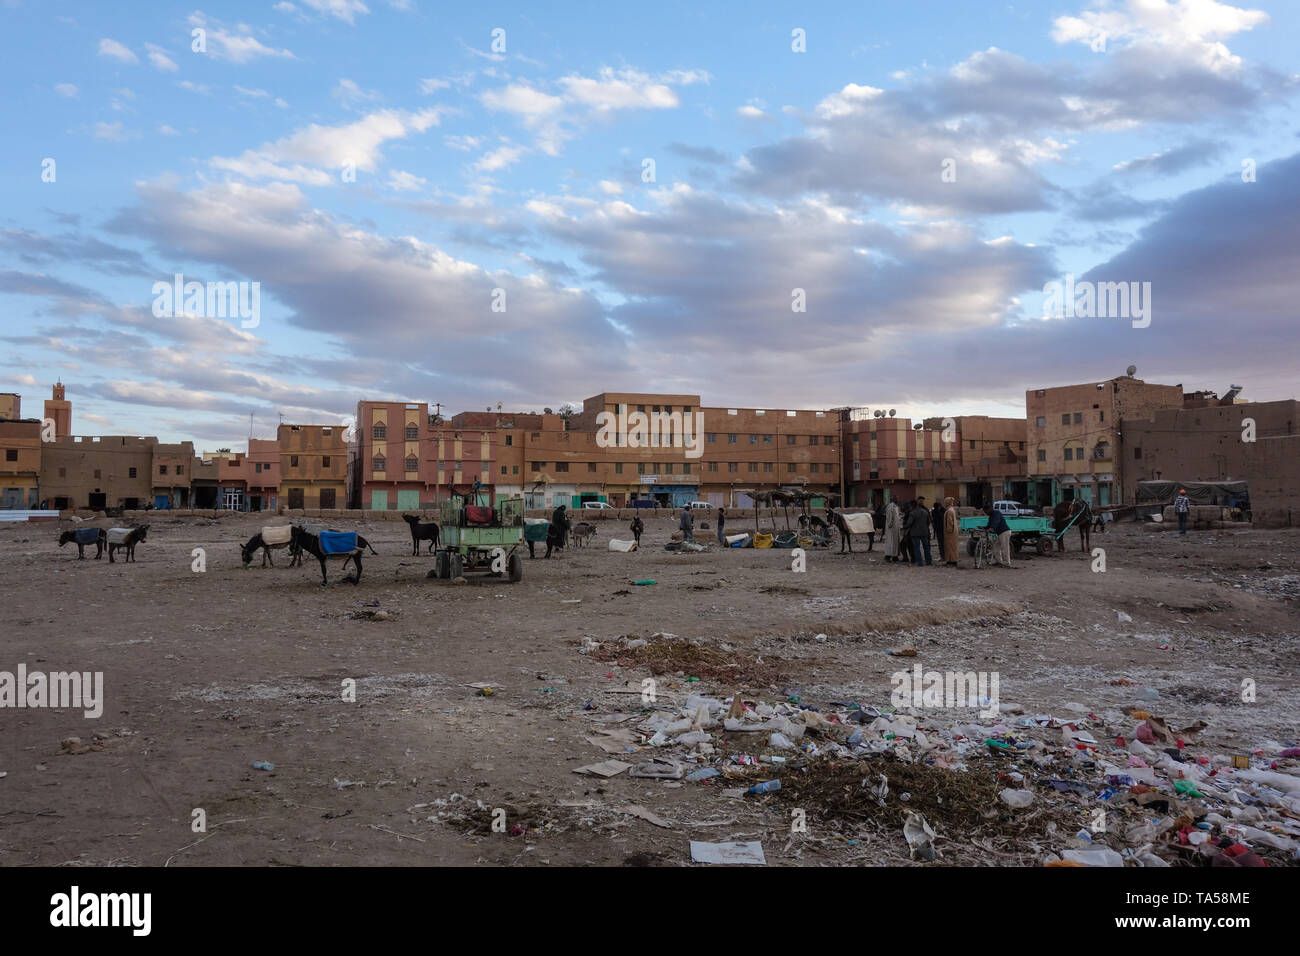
(689, 501, 713, 510)
(992, 500, 1039, 518)
(631, 498, 659, 509)
(582, 501, 614, 510)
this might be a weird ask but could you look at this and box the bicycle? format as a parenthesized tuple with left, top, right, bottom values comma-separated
(971, 528, 996, 569)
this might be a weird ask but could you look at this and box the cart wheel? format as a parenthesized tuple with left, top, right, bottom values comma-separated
(434, 550, 450, 579)
(966, 535, 977, 557)
(449, 552, 464, 579)
(1037, 535, 1053, 555)
(1012, 537, 1023, 555)
(508, 552, 523, 583)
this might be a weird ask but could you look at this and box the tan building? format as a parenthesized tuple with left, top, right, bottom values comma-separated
(0, 400, 42, 509)
(1026, 376, 1184, 506)
(0, 393, 20, 421)
(152, 441, 195, 509)
(1121, 399, 1298, 527)
(41, 436, 156, 511)
(279, 424, 347, 509)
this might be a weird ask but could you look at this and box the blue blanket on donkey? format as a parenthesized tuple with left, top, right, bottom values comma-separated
(73, 527, 101, 545)
(318, 531, 357, 555)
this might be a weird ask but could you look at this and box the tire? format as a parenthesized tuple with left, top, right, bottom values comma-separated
(435, 550, 450, 579)
(449, 552, 463, 579)
(1012, 537, 1023, 555)
(974, 537, 987, 569)
(1037, 535, 1053, 555)
(508, 552, 523, 583)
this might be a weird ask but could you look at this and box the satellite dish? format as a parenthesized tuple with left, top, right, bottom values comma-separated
(913, 423, 923, 430)
(1126, 365, 1137, 377)
(889, 409, 896, 417)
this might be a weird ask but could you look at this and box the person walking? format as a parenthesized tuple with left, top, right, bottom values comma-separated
(716, 507, 726, 545)
(679, 506, 694, 542)
(545, 505, 570, 558)
(931, 498, 946, 556)
(884, 498, 902, 562)
(943, 497, 959, 566)
(985, 504, 1013, 568)
(1174, 488, 1191, 535)
(630, 514, 644, 547)
(907, 499, 933, 566)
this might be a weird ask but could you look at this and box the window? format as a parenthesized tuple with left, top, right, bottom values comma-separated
(684, 406, 692, 413)
(1099, 411, 1105, 422)
(756, 409, 766, 416)
(512, 465, 519, 474)
(763, 435, 773, 445)
(290, 455, 299, 468)
(128, 467, 137, 478)
(809, 435, 818, 445)
(637, 405, 645, 413)
(322, 427, 331, 435)
(555, 462, 569, 473)
(788, 463, 797, 473)
(707, 461, 718, 472)
(159, 464, 168, 475)
(59, 467, 66, 478)
(1073, 412, 1082, 424)
(728, 462, 738, 473)
(748, 462, 757, 472)
(505, 434, 513, 446)
(851, 433, 859, 443)
(454, 461, 462, 471)
(588, 462, 596, 473)
(531, 461, 545, 471)
(1064, 448, 1073, 461)
(749, 435, 758, 445)
(373, 456, 386, 470)
(969, 440, 975, 449)
(254, 462, 262, 473)
(615, 462, 624, 474)
(1037, 450, 1047, 462)
(1018, 442, 1024, 450)
(664, 463, 673, 474)
(652, 405, 660, 413)
(322, 456, 330, 468)
(810, 463, 820, 473)
(787, 435, 797, 445)
(763, 462, 773, 473)
(1036, 416, 1046, 427)
(1062, 414, 1070, 425)
(501, 465, 508, 475)
(405, 456, 418, 472)
(637, 462, 646, 474)
(176, 465, 183, 476)
(405, 425, 418, 440)
(932, 460, 939, 467)
(728, 434, 737, 444)
(916, 459, 924, 468)
(373, 424, 387, 439)
(706, 433, 717, 443)
(897, 460, 904, 469)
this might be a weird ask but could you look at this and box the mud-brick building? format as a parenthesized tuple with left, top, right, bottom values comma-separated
(279, 424, 347, 509)
(40, 436, 155, 510)
(0, 393, 42, 509)
(152, 441, 195, 509)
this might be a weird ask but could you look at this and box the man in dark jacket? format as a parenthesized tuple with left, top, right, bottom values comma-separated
(931, 499, 946, 555)
(716, 507, 726, 545)
(985, 505, 1012, 567)
(546, 504, 570, 557)
(906, 500, 932, 566)
(679, 507, 694, 542)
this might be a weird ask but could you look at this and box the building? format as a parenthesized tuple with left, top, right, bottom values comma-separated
(40, 436, 156, 510)
(1026, 375, 1184, 506)
(152, 442, 195, 509)
(351, 400, 438, 511)
(246, 439, 280, 512)
(43, 382, 71, 439)
(279, 424, 347, 509)
(0, 393, 42, 509)
(1121, 399, 1298, 527)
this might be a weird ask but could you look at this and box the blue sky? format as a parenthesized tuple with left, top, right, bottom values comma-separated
(1, 0, 1297, 447)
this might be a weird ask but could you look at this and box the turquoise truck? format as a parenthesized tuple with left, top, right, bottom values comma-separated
(959, 514, 1057, 556)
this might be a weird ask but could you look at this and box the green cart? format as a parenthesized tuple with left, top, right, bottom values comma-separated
(430, 491, 525, 582)
(959, 515, 1056, 557)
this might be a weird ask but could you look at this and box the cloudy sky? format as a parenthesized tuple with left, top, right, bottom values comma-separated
(1, 0, 1297, 447)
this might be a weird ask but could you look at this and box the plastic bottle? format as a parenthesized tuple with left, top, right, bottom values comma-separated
(748, 780, 782, 794)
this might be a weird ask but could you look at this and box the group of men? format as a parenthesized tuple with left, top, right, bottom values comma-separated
(879, 496, 961, 568)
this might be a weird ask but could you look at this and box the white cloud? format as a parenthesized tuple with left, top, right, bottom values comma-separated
(234, 85, 270, 98)
(387, 170, 427, 191)
(145, 43, 178, 72)
(444, 134, 483, 151)
(54, 83, 79, 98)
(188, 13, 296, 64)
(98, 38, 138, 64)
(179, 80, 212, 95)
(737, 105, 766, 119)
(300, 0, 370, 23)
(333, 78, 380, 106)
(92, 121, 129, 141)
(481, 83, 564, 116)
(598, 180, 623, 195)
(558, 68, 679, 111)
(419, 77, 450, 94)
(473, 144, 526, 172)
(158, 124, 180, 136)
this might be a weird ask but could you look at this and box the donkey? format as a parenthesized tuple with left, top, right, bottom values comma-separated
(59, 527, 105, 560)
(402, 513, 440, 555)
(107, 525, 149, 563)
(1053, 500, 1092, 553)
(826, 509, 874, 554)
(797, 513, 833, 548)
(571, 521, 597, 548)
(290, 526, 377, 586)
(240, 526, 295, 568)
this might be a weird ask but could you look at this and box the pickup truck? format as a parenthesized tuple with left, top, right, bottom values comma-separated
(992, 500, 1039, 518)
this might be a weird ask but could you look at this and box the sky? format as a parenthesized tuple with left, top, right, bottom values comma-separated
(1, 0, 1297, 447)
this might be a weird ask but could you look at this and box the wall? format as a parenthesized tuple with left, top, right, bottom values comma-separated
(40, 436, 156, 509)
(0, 418, 42, 508)
(279, 424, 347, 509)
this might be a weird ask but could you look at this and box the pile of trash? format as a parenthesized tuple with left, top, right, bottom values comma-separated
(573, 686, 1300, 866)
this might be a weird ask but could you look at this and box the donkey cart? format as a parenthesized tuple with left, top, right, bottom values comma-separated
(429, 491, 525, 583)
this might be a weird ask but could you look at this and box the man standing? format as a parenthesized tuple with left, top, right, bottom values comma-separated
(1174, 488, 1191, 535)
(884, 498, 902, 562)
(931, 498, 946, 557)
(985, 504, 1013, 568)
(943, 497, 959, 567)
(546, 505, 570, 558)
(908, 499, 932, 566)
(716, 507, 726, 545)
(679, 506, 694, 542)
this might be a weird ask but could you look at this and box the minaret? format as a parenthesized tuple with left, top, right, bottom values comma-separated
(44, 382, 71, 438)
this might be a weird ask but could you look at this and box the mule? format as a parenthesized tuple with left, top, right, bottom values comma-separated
(240, 526, 295, 568)
(290, 526, 377, 586)
(571, 521, 597, 548)
(59, 527, 105, 560)
(402, 513, 440, 555)
(827, 509, 874, 554)
(1053, 500, 1092, 552)
(107, 525, 149, 563)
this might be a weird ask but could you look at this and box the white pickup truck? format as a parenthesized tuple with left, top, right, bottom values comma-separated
(992, 500, 1039, 518)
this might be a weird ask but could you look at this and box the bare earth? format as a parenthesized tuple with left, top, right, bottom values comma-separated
(1, 513, 1297, 867)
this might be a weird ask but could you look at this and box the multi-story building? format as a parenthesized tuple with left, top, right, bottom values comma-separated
(246, 438, 280, 512)
(40, 436, 155, 510)
(1121, 398, 1298, 527)
(279, 424, 347, 510)
(1026, 375, 1184, 506)
(351, 400, 440, 511)
(43, 382, 71, 439)
(0, 392, 42, 509)
(151, 441, 195, 509)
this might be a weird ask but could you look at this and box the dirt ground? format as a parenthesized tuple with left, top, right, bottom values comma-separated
(1, 512, 1297, 867)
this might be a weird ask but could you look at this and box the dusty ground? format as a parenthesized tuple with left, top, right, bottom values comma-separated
(1, 512, 1297, 867)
